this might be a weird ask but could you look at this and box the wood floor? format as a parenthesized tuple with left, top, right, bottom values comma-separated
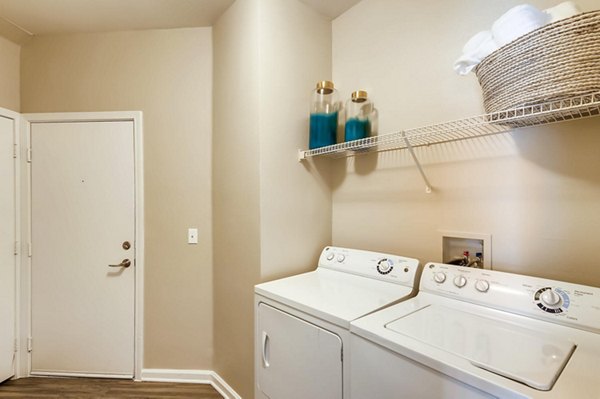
(0, 377, 223, 398)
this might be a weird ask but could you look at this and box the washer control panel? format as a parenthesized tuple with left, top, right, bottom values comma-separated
(319, 246, 419, 287)
(421, 262, 600, 333)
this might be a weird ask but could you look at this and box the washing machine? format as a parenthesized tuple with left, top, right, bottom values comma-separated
(350, 262, 600, 399)
(254, 246, 420, 399)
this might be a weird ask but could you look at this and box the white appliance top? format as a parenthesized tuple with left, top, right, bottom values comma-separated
(351, 263, 600, 398)
(255, 246, 420, 329)
(386, 305, 575, 391)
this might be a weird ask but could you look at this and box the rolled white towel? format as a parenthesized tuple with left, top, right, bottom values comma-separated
(492, 4, 549, 47)
(544, 1, 581, 23)
(454, 30, 499, 75)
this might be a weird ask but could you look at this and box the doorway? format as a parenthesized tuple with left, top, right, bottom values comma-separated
(20, 112, 144, 379)
(0, 108, 19, 383)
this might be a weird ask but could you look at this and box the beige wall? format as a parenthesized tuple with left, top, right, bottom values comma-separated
(213, 0, 332, 397)
(332, 0, 600, 286)
(21, 28, 214, 369)
(213, 0, 262, 396)
(257, 0, 332, 281)
(0, 35, 20, 111)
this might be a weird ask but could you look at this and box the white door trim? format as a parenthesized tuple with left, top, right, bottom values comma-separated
(18, 112, 144, 380)
(0, 106, 20, 381)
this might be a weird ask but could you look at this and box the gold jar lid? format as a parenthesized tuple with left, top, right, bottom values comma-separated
(351, 90, 368, 103)
(316, 80, 335, 94)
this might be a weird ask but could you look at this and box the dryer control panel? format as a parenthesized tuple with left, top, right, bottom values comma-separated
(421, 262, 600, 333)
(318, 246, 419, 287)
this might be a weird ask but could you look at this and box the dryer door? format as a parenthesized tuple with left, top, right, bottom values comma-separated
(257, 303, 343, 399)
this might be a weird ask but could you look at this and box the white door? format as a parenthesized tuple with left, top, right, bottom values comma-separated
(257, 303, 343, 399)
(0, 115, 16, 382)
(30, 121, 135, 377)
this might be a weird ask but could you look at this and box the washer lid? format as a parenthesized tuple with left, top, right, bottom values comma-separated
(385, 305, 576, 391)
(255, 268, 413, 329)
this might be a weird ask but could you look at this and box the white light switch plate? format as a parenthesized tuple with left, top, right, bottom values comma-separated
(188, 228, 198, 244)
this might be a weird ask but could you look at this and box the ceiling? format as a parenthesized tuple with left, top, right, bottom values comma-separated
(0, 0, 234, 37)
(299, 0, 361, 18)
(0, 0, 361, 44)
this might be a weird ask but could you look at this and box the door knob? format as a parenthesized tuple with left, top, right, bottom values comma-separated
(109, 259, 131, 268)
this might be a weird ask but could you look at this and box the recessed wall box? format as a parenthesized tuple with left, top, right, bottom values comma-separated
(440, 231, 491, 269)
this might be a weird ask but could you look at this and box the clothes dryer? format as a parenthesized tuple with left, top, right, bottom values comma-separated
(254, 246, 420, 399)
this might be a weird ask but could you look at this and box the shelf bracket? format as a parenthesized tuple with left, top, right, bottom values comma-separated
(298, 149, 307, 162)
(402, 132, 433, 194)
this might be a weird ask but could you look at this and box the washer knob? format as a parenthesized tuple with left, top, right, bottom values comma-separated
(434, 272, 446, 284)
(541, 289, 561, 307)
(475, 279, 490, 293)
(326, 253, 335, 261)
(337, 254, 345, 263)
(377, 259, 393, 274)
(453, 275, 467, 288)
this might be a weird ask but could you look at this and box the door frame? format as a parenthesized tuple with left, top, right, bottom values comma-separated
(18, 112, 144, 380)
(0, 106, 20, 381)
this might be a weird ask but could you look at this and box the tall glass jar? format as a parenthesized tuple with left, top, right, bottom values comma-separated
(309, 81, 340, 149)
(344, 90, 376, 142)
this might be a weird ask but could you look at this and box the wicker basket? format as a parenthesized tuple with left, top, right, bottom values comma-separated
(475, 10, 600, 113)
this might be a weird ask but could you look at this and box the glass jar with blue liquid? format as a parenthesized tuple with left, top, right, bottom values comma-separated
(309, 81, 340, 149)
(345, 90, 377, 142)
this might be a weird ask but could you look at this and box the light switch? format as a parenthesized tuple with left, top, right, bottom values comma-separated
(188, 228, 198, 244)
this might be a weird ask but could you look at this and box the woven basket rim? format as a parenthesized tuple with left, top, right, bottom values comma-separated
(475, 9, 600, 76)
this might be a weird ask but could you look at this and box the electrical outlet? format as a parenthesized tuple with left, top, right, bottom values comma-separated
(440, 231, 491, 269)
(188, 228, 198, 244)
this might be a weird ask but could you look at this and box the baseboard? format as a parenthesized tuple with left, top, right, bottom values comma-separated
(140, 369, 241, 399)
(209, 371, 243, 399)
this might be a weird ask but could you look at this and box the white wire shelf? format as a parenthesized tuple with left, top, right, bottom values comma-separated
(298, 92, 600, 161)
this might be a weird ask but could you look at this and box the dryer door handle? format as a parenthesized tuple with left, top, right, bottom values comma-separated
(262, 331, 270, 368)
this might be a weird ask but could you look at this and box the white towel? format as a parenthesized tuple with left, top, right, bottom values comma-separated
(491, 4, 549, 47)
(544, 1, 581, 23)
(454, 30, 499, 75)
(454, 2, 582, 75)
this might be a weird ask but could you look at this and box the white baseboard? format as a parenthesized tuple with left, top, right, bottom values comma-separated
(209, 371, 243, 399)
(140, 369, 241, 399)
(140, 368, 212, 384)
